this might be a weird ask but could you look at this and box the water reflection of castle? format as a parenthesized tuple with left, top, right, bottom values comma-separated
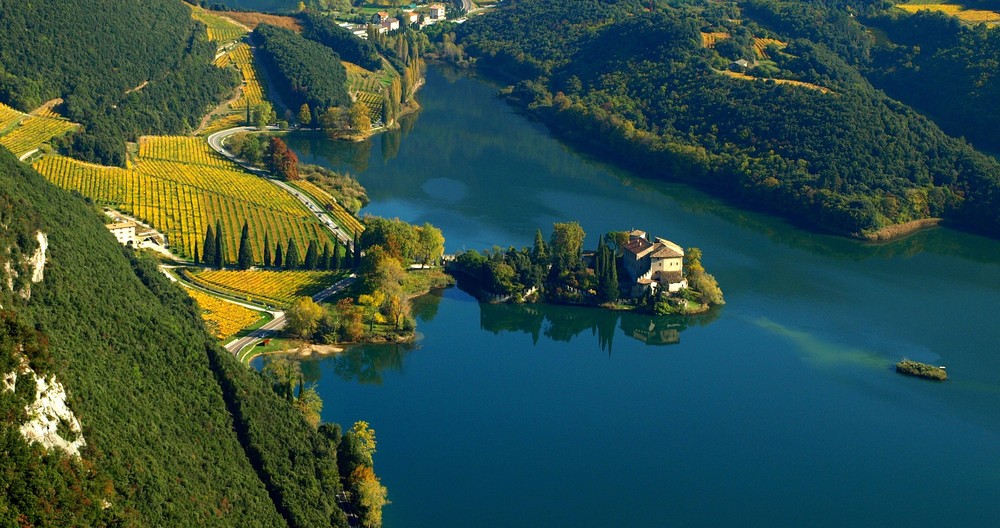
(620, 318, 681, 346)
(478, 302, 717, 353)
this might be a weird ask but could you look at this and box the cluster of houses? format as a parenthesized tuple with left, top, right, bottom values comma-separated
(340, 4, 448, 38)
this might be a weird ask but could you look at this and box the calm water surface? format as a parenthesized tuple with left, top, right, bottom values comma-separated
(279, 67, 1000, 527)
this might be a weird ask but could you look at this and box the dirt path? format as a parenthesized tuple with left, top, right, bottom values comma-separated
(194, 85, 246, 136)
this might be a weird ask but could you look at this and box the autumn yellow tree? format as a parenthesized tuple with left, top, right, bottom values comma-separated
(286, 296, 325, 339)
(351, 465, 388, 528)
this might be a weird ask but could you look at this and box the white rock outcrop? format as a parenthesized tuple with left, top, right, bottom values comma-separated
(2, 231, 47, 299)
(18, 372, 86, 457)
(29, 231, 48, 284)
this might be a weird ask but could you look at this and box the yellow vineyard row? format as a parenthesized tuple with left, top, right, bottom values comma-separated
(897, 3, 1000, 25)
(227, 43, 266, 109)
(138, 136, 237, 168)
(186, 269, 343, 307)
(291, 179, 366, 236)
(188, 288, 261, 339)
(0, 114, 77, 157)
(191, 5, 247, 42)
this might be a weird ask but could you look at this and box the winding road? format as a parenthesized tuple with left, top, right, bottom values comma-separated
(206, 126, 355, 249)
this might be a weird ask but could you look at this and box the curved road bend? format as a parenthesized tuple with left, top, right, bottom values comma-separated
(206, 126, 355, 249)
(224, 275, 356, 358)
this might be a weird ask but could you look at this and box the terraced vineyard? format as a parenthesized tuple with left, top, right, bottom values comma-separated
(190, 5, 247, 42)
(753, 37, 786, 59)
(188, 288, 262, 339)
(355, 91, 383, 124)
(345, 61, 394, 124)
(700, 31, 729, 48)
(202, 113, 247, 135)
(0, 102, 24, 131)
(290, 179, 366, 235)
(33, 145, 333, 262)
(184, 269, 344, 307)
(0, 113, 77, 157)
(226, 43, 266, 109)
(896, 2, 1000, 25)
(138, 136, 236, 168)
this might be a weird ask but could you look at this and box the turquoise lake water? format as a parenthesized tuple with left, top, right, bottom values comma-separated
(277, 66, 1000, 527)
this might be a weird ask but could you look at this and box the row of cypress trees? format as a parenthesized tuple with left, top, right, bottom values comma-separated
(194, 220, 361, 271)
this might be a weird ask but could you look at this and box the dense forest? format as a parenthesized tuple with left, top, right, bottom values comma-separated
(255, 24, 351, 114)
(0, 0, 236, 166)
(300, 12, 384, 71)
(454, 0, 1000, 239)
(0, 147, 355, 525)
(865, 10, 1000, 152)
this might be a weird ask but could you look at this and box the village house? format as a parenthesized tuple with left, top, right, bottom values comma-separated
(373, 11, 390, 24)
(106, 221, 136, 247)
(621, 230, 687, 296)
(404, 11, 420, 25)
(730, 59, 750, 72)
(428, 3, 447, 21)
(381, 17, 400, 32)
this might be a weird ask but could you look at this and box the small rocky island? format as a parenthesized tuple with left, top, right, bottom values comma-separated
(895, 359, 948, 381)
(448, 222, 724, 315)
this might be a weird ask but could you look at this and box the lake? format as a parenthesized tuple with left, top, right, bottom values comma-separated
(279, 66, 1000, 526)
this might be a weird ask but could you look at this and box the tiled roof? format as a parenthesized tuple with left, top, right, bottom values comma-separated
(650, 244, 683, 259)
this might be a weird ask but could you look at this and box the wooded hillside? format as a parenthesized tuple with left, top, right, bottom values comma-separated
(455, 0, 1000, 238)
(0, 0, 237, 166)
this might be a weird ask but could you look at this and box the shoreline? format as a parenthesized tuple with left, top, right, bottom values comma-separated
(861, 218, 942, 243)
(446, 62, 990, 244)
(239, 282, 448, 364)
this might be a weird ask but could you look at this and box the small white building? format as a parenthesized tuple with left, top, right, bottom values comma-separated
(107, 221, 136, 246)
(404, 11, 420, 25)
(428, 3, 447, 21)
(621, 230, 687, 296)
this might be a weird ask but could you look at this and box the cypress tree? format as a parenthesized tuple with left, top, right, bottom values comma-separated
(193, 242, 200, 265)
(532, 228, 548, 264)
(594, 235, 606, 278)
(320, 242, 331, 270)
(332, 238, 341, 270)
(202, 226, 216, 268)
(274, 241, 283, 268)
(606, 247, 619, 302)
(353, 232, 361, 269)
(263, 233, 272, 267)
(285, 239, 299, 270)
(304, 240, 319, 270)
(214, 219, 224, 270)
(237, 221, 253, 270)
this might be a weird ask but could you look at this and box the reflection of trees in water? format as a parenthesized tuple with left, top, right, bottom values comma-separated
(477, 301, 721, 354)
(412, 288, 444, 322)
(333, 343, 413, 385)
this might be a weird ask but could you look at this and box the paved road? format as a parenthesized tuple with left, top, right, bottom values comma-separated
(206, 126, 355, 249)
(223, 275, 356, 358)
